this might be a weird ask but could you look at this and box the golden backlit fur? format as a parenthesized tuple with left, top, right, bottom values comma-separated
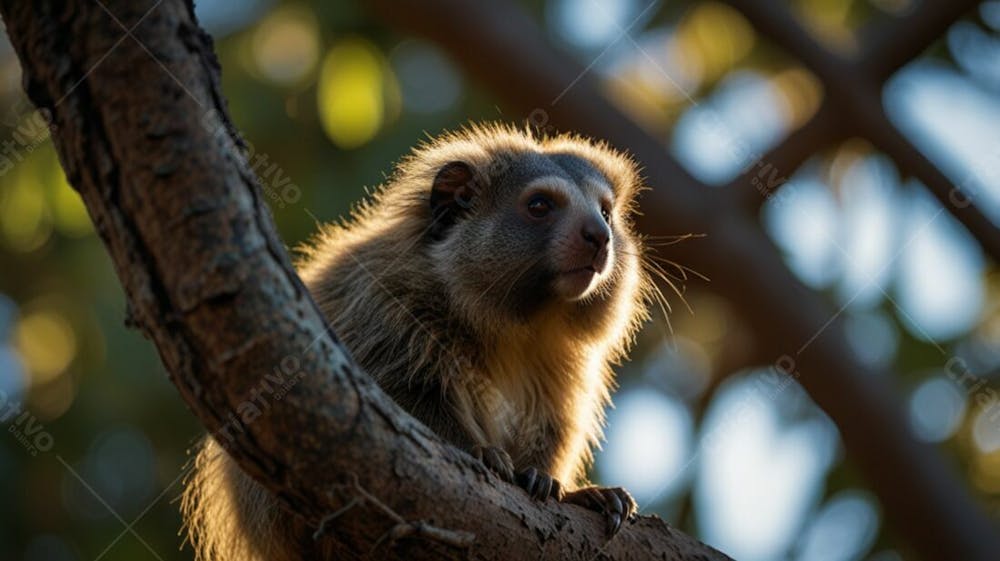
(182, 123, 652, 560)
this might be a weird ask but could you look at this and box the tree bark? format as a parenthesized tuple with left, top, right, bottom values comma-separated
(0, 1, 731, 559)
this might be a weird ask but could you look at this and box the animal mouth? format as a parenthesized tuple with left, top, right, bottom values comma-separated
(562, 265, 597, 277)
(554, 266, 599, 300)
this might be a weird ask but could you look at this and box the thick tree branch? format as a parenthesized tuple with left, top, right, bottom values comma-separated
(718, 0, 985, 213)
(729, 98, 842, 211)
(859, 0, 984, 81)
(368, 0, 1000, 559)
(722, 0, 1000, 262)
(0, 1, 730, 559)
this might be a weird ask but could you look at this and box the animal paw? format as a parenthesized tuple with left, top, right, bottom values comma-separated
(515, 466, 563, 501)
(471, 445, 515, 483)
(561, 486, 636, 537)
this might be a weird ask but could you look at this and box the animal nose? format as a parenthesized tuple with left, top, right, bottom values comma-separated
(581, 216, 610, 250)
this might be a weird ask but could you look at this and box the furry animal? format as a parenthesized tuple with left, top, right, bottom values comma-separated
(182, 123, 653, 560)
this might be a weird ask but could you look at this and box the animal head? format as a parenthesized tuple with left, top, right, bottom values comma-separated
(384, 123, 648, 343)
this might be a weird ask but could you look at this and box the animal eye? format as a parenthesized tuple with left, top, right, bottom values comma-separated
(527, 195, 553, 218)
(600, 206, 611, 223)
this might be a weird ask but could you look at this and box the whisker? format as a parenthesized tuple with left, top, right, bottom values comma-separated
(644, 272, 675, 335)
(658, 272, 693, 315)
(641, 233, 706, 246)
(636, 253, 689, 283)
(647, 274, 672, 316)
(644, 253, 710, 284)
(643, 260, 694, 315)
(623, 250, 700, 288)
(633, 231, 710, 286)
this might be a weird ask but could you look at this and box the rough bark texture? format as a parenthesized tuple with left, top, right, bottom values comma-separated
(0, 1, 731, 559)
(366, 0, 1000, 559)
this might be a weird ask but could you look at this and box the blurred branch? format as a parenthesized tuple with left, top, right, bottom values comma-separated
(722, 0, 1000, 262)
(369, 0, 1000, 558)
(730, 98, 842, 211)
(0, 0, 731, 559)
(376, 0, 716, 233)
(859, 1, 983, 80)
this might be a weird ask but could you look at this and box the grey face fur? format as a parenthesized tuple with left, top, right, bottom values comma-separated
(429, 151, 624, 321)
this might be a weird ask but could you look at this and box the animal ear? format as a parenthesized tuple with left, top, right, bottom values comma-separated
(429, 161, 479, 236)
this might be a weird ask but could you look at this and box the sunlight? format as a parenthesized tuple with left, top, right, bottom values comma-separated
(696, 375, 838, 561)
(317, 39, 394, 149)
(598, 388, 693, 504)
(673, 71, 788, 184)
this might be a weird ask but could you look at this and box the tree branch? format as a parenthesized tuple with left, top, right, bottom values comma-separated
(728, 98, 842, 211)
(368, 0, 1000, 558)
(722, 0, 1000, 262)
(720, 0, 984, 213)
(0, 0, 732, 559)
(859, 0, 984, 81)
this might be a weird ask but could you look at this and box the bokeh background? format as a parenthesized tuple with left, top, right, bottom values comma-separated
(1, 1, 999, 560)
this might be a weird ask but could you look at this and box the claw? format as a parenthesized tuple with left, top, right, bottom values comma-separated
(471, 445, 515, 483)
(607, 490, 623, 517)
(515, 467, 561, 501)
(490, 449, 514, 482)
(520, 467, 538, 497)
(538, 473, 552, 500)
(607, 512, 621, 536)
(561, 486, 637, 538)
